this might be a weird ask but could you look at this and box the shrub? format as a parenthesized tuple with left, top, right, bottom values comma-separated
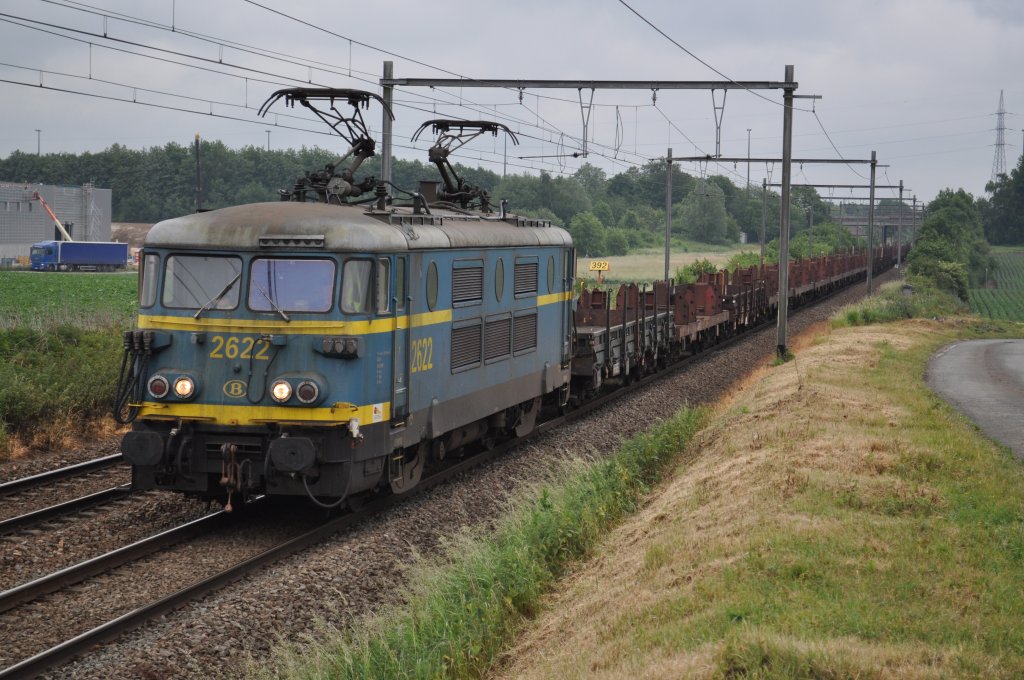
(675, 258, 719, 284)
(0, 326, 122, 457)
(832, 276, 964, 328)
(727, 250, 762, 271)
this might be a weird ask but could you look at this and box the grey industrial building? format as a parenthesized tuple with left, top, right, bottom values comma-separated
(0, 183, 113, 263)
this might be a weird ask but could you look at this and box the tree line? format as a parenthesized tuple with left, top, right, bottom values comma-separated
(1, 141, 843, 251)
(981, 154, 1024, 245)
(907, 188, 993, 299)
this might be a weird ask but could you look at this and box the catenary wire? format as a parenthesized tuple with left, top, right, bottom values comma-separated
(0, 13, 641, 172)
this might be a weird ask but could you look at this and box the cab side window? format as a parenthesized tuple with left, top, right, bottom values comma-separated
(395, 258, 407, 311)
(377, 258, 391, 313)
(341, 259, 372, 314)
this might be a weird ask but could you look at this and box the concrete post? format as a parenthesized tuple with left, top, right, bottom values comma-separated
(665, 148, 672, 283)
(776, 65, 795, 358)
(867, 150, 877, 295)
(381, 61, 394, 190)
(897, 180, 904, 272)
(761, 178, 767, 268)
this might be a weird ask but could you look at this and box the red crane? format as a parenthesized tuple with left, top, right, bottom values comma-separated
(32, 190, 74, 242)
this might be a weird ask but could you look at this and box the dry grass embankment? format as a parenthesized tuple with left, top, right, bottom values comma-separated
(497, 318, 1024, 679)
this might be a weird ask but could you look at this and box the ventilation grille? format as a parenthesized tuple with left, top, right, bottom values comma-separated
(258, 234, 325, 248)
(514, 261, 538, 295)
(513, 313, 537, 353)
(452, 266, 484, 304)
(484, 317, 511, 360)
(451, 323, 482, 370)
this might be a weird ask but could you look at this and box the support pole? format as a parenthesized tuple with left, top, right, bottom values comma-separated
(381, 61, 394, 190)
(746, 128, 751, 189)
(912, 195, 918, 244)
(867, 150, 877, 295)
(665, 147, 672, 283)
(776, 65, 795, 358)
(194, 133, 202, 212)
(808, 208, 813, 258)
(760, 178, 767, 268)
(897, 180, 904, 272)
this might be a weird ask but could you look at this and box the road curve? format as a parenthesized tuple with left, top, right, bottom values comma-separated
(927, 339, 1024, 460)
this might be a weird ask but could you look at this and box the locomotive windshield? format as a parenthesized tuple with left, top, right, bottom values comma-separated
(162, 255, 243, 310)
(248, 258, 336, 313)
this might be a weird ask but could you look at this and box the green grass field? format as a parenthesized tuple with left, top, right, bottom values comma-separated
(0, 271, 136, 456)
(0, 271, 137, 330)
(576, 243, 747, 285)
(969, 251, 1024, 321)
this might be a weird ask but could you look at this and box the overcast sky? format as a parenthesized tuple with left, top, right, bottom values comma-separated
(1, 0, 1022, 205)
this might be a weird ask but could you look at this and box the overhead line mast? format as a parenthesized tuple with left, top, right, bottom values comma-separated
(383, 67, 807, 357)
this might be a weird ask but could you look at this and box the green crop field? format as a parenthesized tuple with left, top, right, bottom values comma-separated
(969, 251, 1024, 321)
(0, 271, 137, 330)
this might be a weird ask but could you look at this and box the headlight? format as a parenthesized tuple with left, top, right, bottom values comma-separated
(271, 379, 292, 403)
(147, 375, 169, 399)
(295, 380, 319, 404)
(173, 376, 195, 399)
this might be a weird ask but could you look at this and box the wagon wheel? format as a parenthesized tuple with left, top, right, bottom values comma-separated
(390, 442, 426, 494)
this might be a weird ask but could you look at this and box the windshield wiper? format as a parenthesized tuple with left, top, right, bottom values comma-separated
(193, 272, 241, 319)
(251, 281, 291, 322)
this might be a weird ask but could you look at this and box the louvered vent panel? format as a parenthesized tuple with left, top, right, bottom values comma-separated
(484, 317, 511, 360)
(513, 313, 537, 353)
(451, 323, 482, 370)
(514, 262, 538, 295)
(452, 266, 483, 303)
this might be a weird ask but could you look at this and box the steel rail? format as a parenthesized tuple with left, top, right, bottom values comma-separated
(0, 485, 133, 536)
(0, 264, 893, 679)
(0, 454, 124, 498)
(0, 510, 229, 615)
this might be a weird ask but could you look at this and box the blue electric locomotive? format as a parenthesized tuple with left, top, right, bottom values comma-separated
(116, 89, 573, 508)
(119, 200, 573, 507)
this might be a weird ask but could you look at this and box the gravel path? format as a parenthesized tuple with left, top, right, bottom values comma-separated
(30, 273, 889, 679)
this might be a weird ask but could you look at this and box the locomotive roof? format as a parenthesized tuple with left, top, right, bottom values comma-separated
(145, 201, 572, 252)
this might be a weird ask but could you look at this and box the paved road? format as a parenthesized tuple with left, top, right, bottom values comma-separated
(927, 339, 1024, 460)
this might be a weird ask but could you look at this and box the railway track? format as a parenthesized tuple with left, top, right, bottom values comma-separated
(0, 454, 135, 539)
(0, 454, 124, 498)
(0, 484, 133, 536)
(0, 438, 527, 679)
(0, 272, 887, 678)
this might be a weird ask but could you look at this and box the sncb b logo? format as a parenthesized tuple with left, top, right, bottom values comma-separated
(223, 380, 247, 398)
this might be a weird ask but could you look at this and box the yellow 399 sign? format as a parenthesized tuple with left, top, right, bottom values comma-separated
(589, 260, 610, 272)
